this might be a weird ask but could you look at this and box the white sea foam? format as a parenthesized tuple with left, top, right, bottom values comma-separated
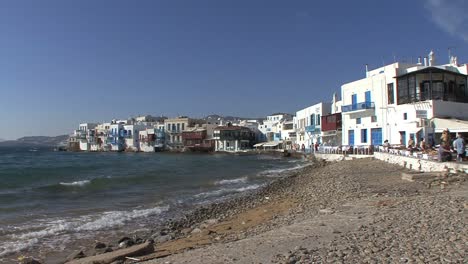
(214, 177, 248, 185)
(2, 206, 168, 256)
(59, 180, 91, 187)
(194, 184, 261, 198)
(258, 164, 310, 177)
(0, 238, 39, 257)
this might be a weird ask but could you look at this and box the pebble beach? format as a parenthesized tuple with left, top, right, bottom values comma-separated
(58, 157, 467, 264)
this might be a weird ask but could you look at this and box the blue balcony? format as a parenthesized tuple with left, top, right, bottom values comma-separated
(341, 102, 375, 113)
(305, 125, 321, 134)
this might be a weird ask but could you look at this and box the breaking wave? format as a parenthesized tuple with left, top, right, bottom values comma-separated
(0, 205, 168, 257)
(59, 180, 91, 187)
(214, 177, 248, 185)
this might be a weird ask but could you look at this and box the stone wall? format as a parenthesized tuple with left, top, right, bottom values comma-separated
(313, 152, 468, 173)
(374, 152, 468, 173)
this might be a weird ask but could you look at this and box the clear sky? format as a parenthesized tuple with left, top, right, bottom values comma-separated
(1, 0, 467, 140)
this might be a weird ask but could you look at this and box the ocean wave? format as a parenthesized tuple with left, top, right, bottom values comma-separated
(0, 238, 39, 258)
(1, 205, 168, 257)
(214, 177, 248, 185)
(59, 180, 91, 187)
(258, 163, 310, 177)
(194, 184, 261, 199)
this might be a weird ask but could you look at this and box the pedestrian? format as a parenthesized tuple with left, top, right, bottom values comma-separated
(453, 133, 466, 162)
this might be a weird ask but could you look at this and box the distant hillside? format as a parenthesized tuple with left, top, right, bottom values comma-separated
(204, 114, 265, 122)
(0, 135, 69, 147)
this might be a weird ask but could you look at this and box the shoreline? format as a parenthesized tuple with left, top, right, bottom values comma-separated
(61, 158, 318, 263)
(3, 153, 309, 264)
(18, 157, 468, 263)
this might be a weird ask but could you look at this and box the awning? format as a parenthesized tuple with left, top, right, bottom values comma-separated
(432, 118, 468, 133)
(263, 142, 280, 147)
(253, 143, 265, 147)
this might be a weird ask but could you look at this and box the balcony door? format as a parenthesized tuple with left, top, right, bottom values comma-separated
(351, 94, 357, 111)
(348, 130, 355, 145)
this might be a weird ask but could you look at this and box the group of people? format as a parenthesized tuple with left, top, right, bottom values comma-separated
(383, 130, 466, 163)
(438, 130, 466, 162)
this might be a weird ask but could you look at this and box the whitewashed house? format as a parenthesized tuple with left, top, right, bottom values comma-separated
(341, 51, 468, 148)
(258, 113, 293, 142)
(123, 124, 149, 151)
(294, 102, 332, 151)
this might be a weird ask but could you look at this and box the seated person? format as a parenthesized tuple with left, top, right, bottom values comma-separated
(383, 140, 390, 151)
(419, 138, 428, 152)
(407, 137, 415, 151)
(438, 143, 452, 162)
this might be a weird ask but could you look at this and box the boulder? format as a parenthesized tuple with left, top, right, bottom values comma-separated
(66, 241, 154, 264)
(20, 257, 42, 264)
(94, 242, 106, 249)
(66, 250, 86, 262)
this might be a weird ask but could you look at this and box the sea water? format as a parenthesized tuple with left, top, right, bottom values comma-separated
(0, 146, 308, 261)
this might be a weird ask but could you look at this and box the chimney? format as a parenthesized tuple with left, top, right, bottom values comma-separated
(423, 57, 428, 67)
(365, 64, 369, 78)
(417, 57, 422, 65)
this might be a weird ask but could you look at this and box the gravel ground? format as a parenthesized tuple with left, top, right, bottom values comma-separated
(141, 158, 467, 264)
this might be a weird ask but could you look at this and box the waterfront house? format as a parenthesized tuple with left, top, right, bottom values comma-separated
(164, 117, 190, 150)
(91, 123, 110, 151)
(182, 127, 214, 152)
(123, 124, 150, 151)
(320, 93, 343, 146)
(294, 102, 332, 151)
(341, 51, 468, 148)
(139, 128, 157, 152)
(107, 123, 125, 151)
(213, 123, 256, 152)
(259, 113, 293, 142)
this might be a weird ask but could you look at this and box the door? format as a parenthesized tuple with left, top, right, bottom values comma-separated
(365, 91, 371, 107)
(371, 128, 382, 145)
(399, 131, 406, 146)
(348, 130, 355, 146)
(351, 94, 357, 110)
(365, 91, 371, 102)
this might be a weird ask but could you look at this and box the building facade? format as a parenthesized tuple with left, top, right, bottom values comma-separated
(341, 53, 468, 147)
(213, 124, 256, 152)
(294, 102, 332, 151)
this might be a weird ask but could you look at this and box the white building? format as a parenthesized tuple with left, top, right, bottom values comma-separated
(123, 124, 149, 151)
(294, 102, 332, 151)
(341, 51, 468, 147)
(258, 113, 293, 142)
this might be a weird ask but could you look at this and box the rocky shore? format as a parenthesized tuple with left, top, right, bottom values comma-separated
(139, 158, 467, 264)
(20, 158, 467, 264)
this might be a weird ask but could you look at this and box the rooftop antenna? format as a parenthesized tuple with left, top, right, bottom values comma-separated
(448, 46, 456, 64)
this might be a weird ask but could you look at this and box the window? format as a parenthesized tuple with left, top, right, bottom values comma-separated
(397, 77, 409, 104)
(361, 129, 367, 143)
(310, 114, 315, 126)
(316, 114, 321, 125)
(177, 123, 180, 132)
(387, 83, 395, 104)
(167, 124, 170, 131)
(371, 115, 377, 122)
(182, 123, 185, 131)
(403, 113, 408, 120)
(356, 118, 361, 124)
(172, 124, 176, 131)
(408, 76, 416, 101)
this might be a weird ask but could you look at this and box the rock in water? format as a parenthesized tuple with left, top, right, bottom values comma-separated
(94, 241, 107, 249)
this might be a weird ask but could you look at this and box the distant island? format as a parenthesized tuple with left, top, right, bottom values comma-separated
(0, 135, 68, 147)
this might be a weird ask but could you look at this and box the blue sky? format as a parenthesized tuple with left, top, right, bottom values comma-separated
(1, 0, 468, 139)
